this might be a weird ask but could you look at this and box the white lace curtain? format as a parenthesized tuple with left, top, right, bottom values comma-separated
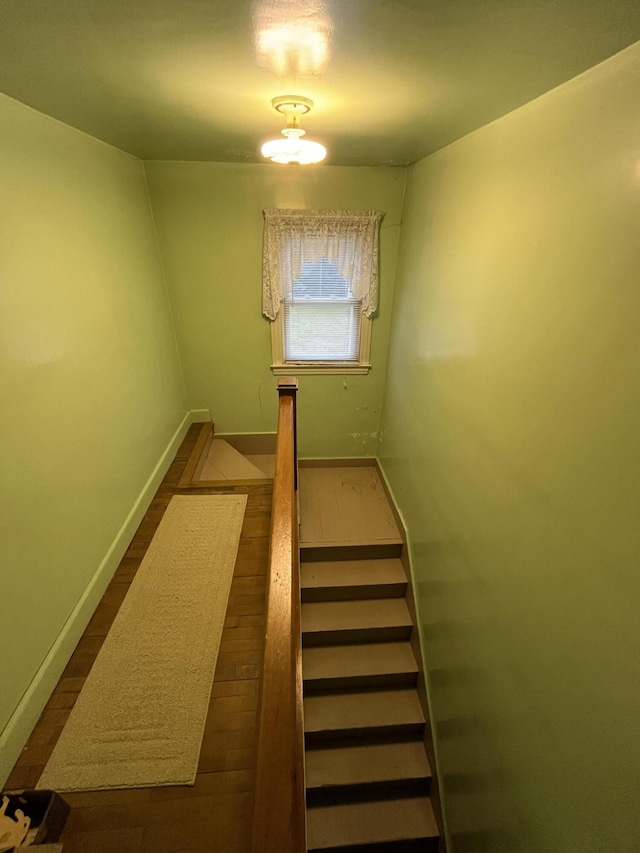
(262, 209, 383, 321)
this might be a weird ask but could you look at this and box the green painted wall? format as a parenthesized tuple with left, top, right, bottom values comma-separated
(379, 43, 640, 852)
(144, 162, 405, 457)
(0, 93, 186, 779)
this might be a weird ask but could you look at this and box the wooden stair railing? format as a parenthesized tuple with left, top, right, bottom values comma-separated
(252, 378, 305, 853)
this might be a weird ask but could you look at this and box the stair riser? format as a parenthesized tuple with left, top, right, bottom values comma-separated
(304, 672, 418, 693)
(308, 839, 439, 853)
(302, 583, 407, 602)
(305, 723, 425, 749)
(301, 543, 403, 562)
(306, 777, 432, 807)
(303, 626, 412, 647)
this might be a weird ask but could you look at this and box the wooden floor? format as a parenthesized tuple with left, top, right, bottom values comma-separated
(4, 423, 272, 853)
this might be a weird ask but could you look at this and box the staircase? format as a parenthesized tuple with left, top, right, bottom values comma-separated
(299, 466, 441, 852)
(188, 421, 443, 850)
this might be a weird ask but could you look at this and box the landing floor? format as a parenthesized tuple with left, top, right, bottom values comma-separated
(4, 424, 271, 853)
(299, 465, 402, 548)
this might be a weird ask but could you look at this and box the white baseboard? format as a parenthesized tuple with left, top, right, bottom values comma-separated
(375, 457, 452, 851)
(0, 409, 200, 787)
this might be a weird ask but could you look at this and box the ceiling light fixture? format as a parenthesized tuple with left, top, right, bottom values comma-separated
(261, 95, 326, 165)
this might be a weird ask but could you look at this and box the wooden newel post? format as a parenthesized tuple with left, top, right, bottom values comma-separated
(277, 377, 298, 491)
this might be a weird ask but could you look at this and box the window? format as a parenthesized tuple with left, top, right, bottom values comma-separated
(263, 209, 382, 375)
(283, 258, 363, 363)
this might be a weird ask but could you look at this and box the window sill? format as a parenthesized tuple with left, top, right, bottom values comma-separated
(271, 362, 371, 376)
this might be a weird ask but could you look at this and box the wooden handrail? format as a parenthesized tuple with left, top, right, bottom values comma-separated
(252, 378, 305, 853)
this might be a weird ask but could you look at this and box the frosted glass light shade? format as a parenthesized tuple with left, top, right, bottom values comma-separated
(261, 128, 326, 165)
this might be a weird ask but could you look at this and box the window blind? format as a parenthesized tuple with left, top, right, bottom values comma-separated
(283, 258, 361, 362)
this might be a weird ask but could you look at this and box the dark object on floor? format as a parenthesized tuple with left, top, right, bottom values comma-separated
(1, 790, 69, 847)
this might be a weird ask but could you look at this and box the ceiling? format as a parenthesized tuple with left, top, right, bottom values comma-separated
(1, 0, 639, 166)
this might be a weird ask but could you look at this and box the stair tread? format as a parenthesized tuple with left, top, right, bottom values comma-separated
(303, 642, 418, 682)
(304, 689, 425, 734)
(307, 796, 438, 849)
(301, 558, 407, 590)
(244, 453, 275, 477)
(306, 741, 431, 789)
(199, 439, 267, 480)
(302, 599, 412, 634)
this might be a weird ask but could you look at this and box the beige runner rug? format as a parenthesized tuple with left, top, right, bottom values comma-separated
(37, 494, 247, 792)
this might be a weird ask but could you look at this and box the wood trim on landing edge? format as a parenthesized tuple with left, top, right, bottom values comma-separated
(177, 421, 213, 488)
